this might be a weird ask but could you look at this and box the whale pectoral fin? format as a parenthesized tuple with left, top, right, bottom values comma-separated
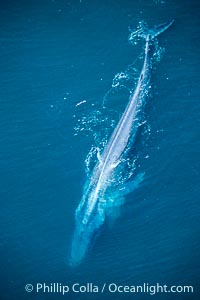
(117, 171, 145, 197)
(105, 196, 125, 227)
(106, 195, 125, 208)
(106, 171, 145, 202)
(105, 172, 145, 226)
(97, 203, 106, 221)
(106, 172, 145, 207)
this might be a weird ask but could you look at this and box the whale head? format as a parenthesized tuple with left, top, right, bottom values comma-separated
(69, 202, 105, 266)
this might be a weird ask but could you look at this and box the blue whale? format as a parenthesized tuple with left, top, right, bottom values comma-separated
(70, 20, 174, 266)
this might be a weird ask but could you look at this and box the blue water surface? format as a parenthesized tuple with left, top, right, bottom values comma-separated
(0, 0, 200, 299)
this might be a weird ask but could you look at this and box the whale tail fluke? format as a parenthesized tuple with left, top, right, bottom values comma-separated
(147, 20, 174, 40)
(129, 20, 174, 43)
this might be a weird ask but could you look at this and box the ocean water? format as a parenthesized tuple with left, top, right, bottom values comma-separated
(0, 0, 200, 299)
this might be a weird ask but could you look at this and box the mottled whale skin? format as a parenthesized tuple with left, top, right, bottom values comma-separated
(70, 20, 174, 266)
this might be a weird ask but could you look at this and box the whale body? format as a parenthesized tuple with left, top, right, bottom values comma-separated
(70, 20, 174, 266)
